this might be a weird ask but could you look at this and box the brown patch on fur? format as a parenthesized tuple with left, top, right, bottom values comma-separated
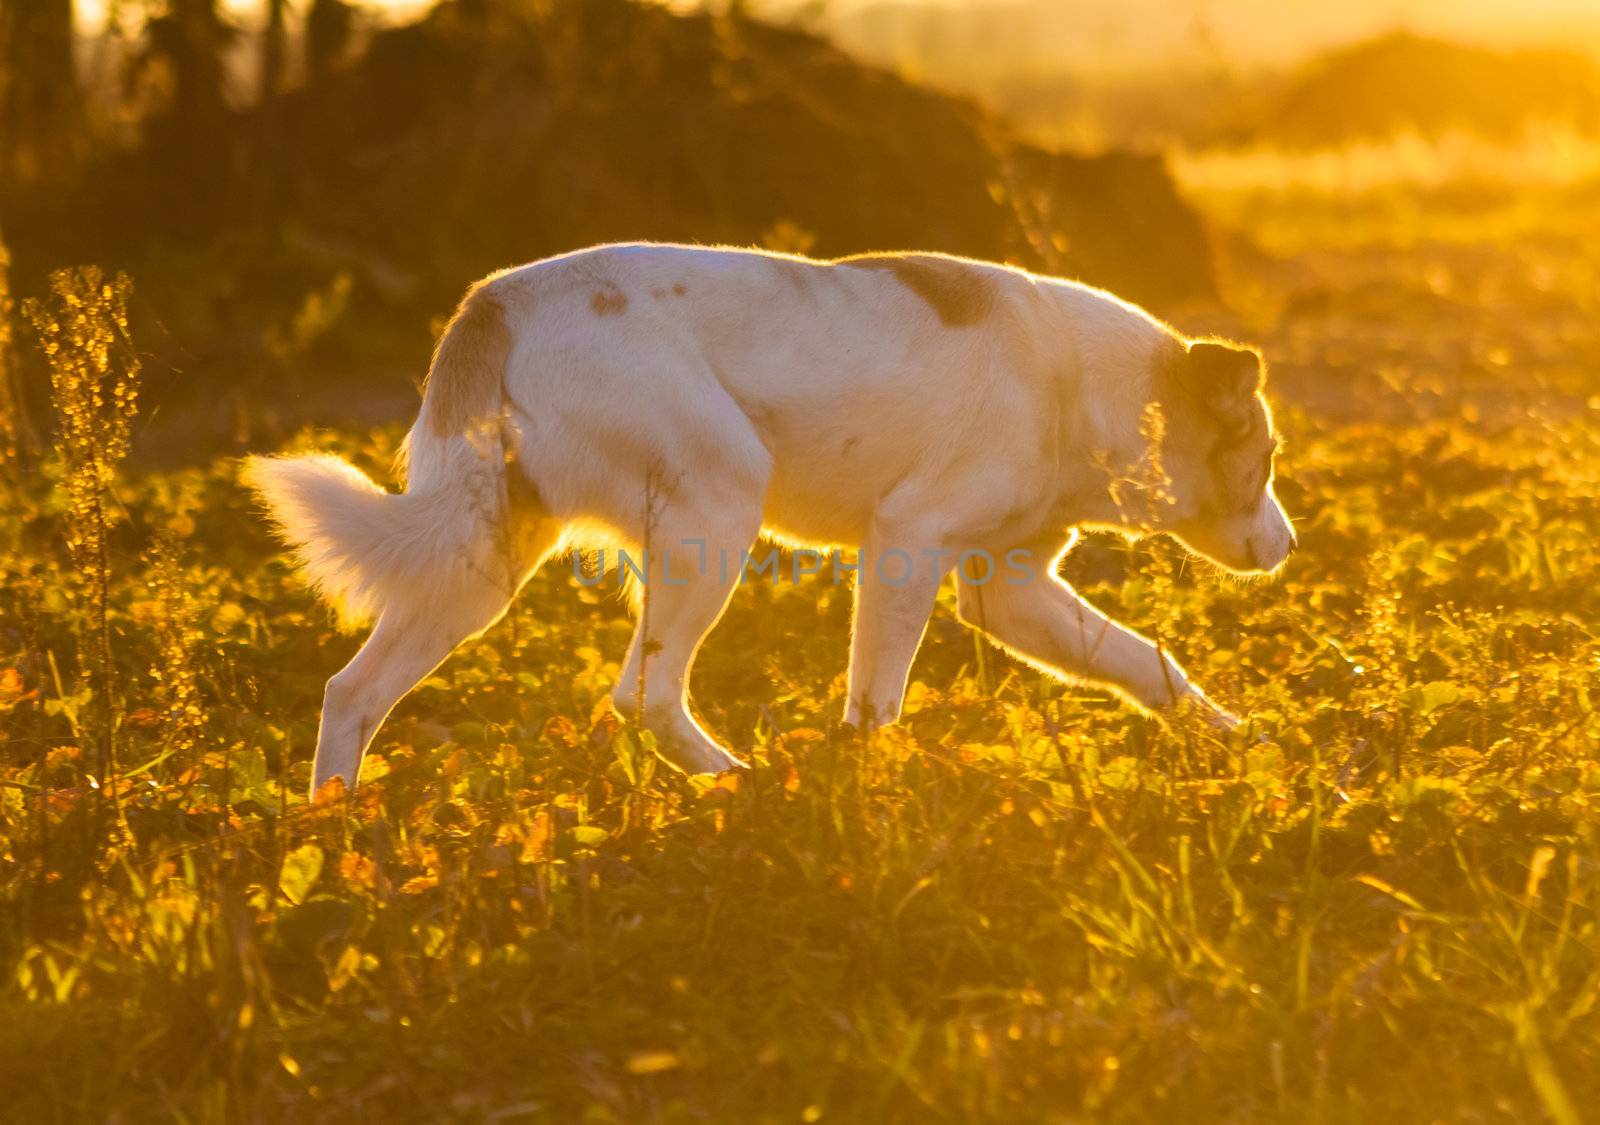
(1156, 336, 1277, 515)
(1208, 408, 1274, 514)
(672, 282, 687, 297)
(425, 284, 513, 439)
(1157, 337, 1266, 443)
(1183, 340, 1264, 433)
(591, 286, 629, 316)
(835, 252, 995, 327)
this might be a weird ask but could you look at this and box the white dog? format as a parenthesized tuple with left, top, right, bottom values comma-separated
(245, 244, 1295, 795)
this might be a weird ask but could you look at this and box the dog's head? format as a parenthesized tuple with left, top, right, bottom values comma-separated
(1156, 340, 1296, 575)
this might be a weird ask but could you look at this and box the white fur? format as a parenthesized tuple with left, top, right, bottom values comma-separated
(245, 243, 1295, 795)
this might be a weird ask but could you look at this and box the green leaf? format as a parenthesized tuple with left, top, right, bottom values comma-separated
(570, 825, 608, 848)
(279, 844, 325, 905)
(614, 730, 657, 787)
(1405, 680, 1462, 716)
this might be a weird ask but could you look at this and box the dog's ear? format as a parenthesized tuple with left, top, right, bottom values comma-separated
(1182, 341, 1263, 434)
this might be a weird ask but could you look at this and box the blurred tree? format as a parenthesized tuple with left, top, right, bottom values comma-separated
(256, 0, 292, 222)
(137, 0, 235, 139)
(306, 0, 355, 85)
(0, 0, 83, 191)
(261, 0, 290, 103)
(133, 0, 237, 232)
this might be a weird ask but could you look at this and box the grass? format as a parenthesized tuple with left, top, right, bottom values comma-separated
(2, 160, 1599, 1123)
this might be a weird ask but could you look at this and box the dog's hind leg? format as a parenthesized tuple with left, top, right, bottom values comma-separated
(612, 492, 765, 776)
(310, 517, 560, 797)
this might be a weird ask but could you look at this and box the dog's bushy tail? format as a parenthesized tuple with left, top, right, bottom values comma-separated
(242, 285, 516, 627)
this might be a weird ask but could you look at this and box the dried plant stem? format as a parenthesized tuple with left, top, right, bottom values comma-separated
(24, 267, 141, 804)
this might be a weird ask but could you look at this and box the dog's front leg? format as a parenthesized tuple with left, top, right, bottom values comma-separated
(955, 571, 1236, 726)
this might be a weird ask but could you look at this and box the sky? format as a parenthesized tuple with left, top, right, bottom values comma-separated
(832, 0, 1600, 73)
(72, 0, 1600, 66)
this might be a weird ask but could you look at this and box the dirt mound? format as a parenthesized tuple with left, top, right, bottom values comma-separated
(41, 0, 1209, 318)
(1254, 33, 1600, 146)
(269, 1, 1212, 313)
